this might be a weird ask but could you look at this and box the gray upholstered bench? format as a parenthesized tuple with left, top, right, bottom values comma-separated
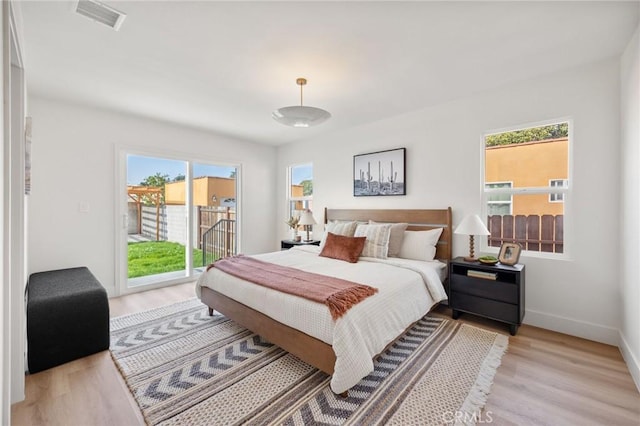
(26, 267, 109, 373)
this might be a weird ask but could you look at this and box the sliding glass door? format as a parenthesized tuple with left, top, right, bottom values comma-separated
(118, 151, 238, 292)
(126, 155, 187, 286)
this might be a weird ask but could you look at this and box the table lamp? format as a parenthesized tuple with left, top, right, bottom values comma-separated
(298, 209, 317, 242)
(454, 214, 490, 261)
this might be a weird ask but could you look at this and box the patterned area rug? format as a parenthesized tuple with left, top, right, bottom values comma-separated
(110, 298, 508, 425)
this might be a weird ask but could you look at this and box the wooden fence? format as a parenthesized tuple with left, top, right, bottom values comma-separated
(487, 214, 563, 253)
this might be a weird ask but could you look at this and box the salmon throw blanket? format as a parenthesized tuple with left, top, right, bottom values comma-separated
(207, 255, 378, 320)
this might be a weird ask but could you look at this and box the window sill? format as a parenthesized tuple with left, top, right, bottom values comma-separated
(480, 246, 571, 261)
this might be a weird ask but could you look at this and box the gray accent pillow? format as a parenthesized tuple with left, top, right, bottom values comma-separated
(369, 220, 408, 257)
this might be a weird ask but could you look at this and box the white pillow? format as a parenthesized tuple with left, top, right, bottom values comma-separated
(397, 228, 443, 261)
(319, 220, 358, 249)
(369, 220, 408, 257)
(354, 223, 392, 259)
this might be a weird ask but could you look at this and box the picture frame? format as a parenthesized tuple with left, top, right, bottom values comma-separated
(498, 242, 521, 265)
(353, 147, 405, 196)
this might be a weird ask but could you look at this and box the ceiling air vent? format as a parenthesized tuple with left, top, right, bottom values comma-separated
(74, 0, 126, 31)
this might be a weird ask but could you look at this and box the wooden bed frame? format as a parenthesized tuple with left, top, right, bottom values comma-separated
(200, 207, 453, 380)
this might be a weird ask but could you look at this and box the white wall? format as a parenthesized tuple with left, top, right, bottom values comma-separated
(0, 3, 7, 422)
(27, 96, 277, 296)
(620, 25, 640, 390)
(278, 58, 622, 345)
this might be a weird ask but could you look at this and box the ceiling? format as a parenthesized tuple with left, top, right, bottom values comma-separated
(19, 1, 640, 146)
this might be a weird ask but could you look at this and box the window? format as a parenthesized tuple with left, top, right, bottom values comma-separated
(119, 152, 239, 292)
(549, 179, 567, 202)
(485, 182, 513, 215)
(287, 163, 313, 221)
(483, 121, 569, 254)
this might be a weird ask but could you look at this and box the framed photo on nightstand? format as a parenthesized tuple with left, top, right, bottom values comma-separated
(498, 243, 521, 265)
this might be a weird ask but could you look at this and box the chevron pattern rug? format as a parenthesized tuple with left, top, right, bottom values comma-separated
(110, 298, 508, 425)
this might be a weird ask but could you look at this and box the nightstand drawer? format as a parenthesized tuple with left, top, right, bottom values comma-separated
(451, 274, 518, 304)
(452, 293, 518, 324)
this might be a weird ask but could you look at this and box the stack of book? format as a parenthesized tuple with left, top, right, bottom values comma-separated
(467, 270, 497, 280)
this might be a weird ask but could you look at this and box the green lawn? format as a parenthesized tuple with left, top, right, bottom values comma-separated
(128, 240, 204, 278)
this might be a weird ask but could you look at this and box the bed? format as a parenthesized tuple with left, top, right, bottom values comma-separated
(196, 208, 452, 394)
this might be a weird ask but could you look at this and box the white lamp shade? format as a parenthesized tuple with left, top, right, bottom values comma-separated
(298, 210, 317, 226)
(272, 106, 331, 128)
(454, 214, 490, 236)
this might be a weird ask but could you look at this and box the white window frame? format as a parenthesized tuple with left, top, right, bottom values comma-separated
(485, 181, 513, 215)
(286, 162, 313, 221)
(481, 118, 572, 259)
(549, 179, 567, 203)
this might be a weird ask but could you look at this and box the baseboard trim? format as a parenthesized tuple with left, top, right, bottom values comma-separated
(524, 309, 618, 346)
(619, 331, 640, 393)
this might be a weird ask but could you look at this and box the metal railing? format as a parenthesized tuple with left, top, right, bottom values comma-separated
(202, 218, 236, 266)
(199, 206, 236, 247)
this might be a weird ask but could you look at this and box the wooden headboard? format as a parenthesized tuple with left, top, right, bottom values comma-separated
(324, 207, 453, 261)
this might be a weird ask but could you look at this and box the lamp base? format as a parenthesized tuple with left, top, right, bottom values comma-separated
(465, 236, 477, 263)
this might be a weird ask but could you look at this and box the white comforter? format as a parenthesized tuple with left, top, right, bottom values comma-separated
(195, 245, 448, 393)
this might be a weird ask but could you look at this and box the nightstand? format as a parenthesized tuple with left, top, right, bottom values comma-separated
(281, 239, 321, 250)
(449, 257, 525, 335)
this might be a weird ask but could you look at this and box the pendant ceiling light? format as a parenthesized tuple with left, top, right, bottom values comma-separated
(272, 78, 331, 128)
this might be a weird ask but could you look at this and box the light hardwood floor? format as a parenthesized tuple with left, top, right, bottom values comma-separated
(11, 282, 640, 426)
